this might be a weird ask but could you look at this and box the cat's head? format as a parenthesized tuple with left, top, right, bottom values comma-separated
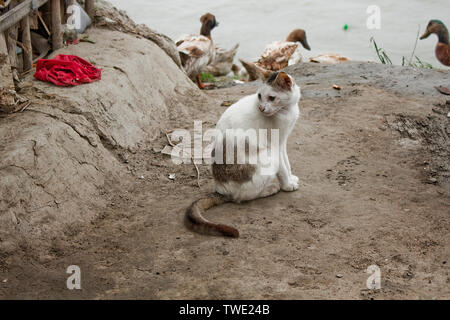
(256, 71, 300, 116)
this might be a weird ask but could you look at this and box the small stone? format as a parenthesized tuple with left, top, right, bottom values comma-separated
(168, 174, 175, 180)
(336, 274, 343, 278)
(139, 175, 145, 179)
(2, 279, 7, 283)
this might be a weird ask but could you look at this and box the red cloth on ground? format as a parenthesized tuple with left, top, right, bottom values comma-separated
(34, 54, 102, 86)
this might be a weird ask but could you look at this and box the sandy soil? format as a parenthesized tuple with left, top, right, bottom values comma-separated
(1, 57, 449, 299)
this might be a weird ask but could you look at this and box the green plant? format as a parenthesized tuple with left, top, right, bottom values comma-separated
(370, 37, 393, 65)
(370, 35, 433, 69)
(200, 72, 216, 83)
(412, 56, 433, 69)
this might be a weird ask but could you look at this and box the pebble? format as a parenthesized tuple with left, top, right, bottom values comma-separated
(168, 174, 175, 180)
(336, 274, 343, 278)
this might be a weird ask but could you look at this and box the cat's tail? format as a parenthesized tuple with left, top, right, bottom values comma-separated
(239, 59, 261, 81)
(186, 194, 239, 238)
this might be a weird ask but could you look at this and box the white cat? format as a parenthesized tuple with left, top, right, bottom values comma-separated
(186, 70, 301, 238)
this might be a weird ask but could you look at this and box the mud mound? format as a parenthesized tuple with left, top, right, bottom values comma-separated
(0, 26, 205, 254)
(93, 0, 182, 68)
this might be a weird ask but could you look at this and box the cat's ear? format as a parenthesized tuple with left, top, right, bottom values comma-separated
(259, 68, 276, 82)
(274, 72, 292, 91)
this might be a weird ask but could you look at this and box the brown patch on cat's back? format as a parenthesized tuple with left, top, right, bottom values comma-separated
(212, 163, 256, 183)
(211, 139, 256, 183)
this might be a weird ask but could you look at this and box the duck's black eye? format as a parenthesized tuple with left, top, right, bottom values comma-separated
(268, 96, 276, 101)
(258, 93, 262, 100)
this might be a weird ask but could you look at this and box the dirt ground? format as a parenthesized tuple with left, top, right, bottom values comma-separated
(1, 55, 449, 299)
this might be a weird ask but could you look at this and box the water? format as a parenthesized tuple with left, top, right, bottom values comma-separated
(107, 0, 449, 67)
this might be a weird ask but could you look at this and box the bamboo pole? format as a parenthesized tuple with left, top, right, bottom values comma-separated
(51, 0, 63, 50)
(85, 0, 94, 19)
(0, 32, 15, 107)
(20, 14, 32, 71)
(6, 0, 19, 79)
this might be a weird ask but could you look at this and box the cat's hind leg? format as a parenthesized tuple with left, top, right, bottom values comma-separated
(258, 174, 281, 198)
(237, 173, 280, 201)
(217, 173, 280, 203)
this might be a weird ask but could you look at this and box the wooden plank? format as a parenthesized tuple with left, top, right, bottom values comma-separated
(0, 32, 15, 108)
(0, 0, 48, 33)
(51, 0, 62, 50)
(20, 14, 32, 71)
(37, 11, 50, 35)
(6, 0, 19, 78)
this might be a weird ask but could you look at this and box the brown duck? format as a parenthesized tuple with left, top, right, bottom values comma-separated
(420, 20, 450, 95)
(420, 20, 450, 66)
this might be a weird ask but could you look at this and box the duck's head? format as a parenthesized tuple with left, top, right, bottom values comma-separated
(285, 29, 311, 50)
(200, 13, 219, 38)
(420, 20, 449, 44)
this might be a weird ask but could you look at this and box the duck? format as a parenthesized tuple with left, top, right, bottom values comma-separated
(420, 20, 450, 66)
(176, 13, 219, 88)
(240, 28, 311, 81)
(309, 53, 351, 64)
(204, 43, 239, 76)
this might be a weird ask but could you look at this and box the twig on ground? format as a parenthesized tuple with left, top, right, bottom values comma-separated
(165, 131, 201, 188)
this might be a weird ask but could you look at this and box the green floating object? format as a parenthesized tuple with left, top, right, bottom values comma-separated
(343, 24, 349, 30)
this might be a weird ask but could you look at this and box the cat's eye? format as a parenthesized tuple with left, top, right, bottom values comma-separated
(268, 96, 276, 101)
(258, 93, 261, 100)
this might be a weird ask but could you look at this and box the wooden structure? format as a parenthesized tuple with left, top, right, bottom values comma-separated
(0, 0, 95, 108)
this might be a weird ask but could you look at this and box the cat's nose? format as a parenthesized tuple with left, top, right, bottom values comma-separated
(259, 105, 265, 112)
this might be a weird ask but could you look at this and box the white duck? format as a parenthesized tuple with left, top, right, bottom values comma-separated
(240, 29, 311, 81)
(309, 54, 351, 64)
(176, 13, 219, 88)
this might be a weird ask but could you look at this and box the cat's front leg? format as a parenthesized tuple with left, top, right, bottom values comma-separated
(280, 143, 299, 190)
(277, 150, 299, 192)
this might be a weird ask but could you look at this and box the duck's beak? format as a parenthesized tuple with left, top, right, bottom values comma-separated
(420, 30, 430, 40)
(302, 38, 311, 51)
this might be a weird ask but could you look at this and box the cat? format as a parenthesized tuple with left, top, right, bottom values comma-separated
(186, 69, 301, 238)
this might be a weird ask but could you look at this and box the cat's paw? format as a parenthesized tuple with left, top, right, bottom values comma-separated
(290, 175, 299, 184)
(281, 178, 299, 192)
